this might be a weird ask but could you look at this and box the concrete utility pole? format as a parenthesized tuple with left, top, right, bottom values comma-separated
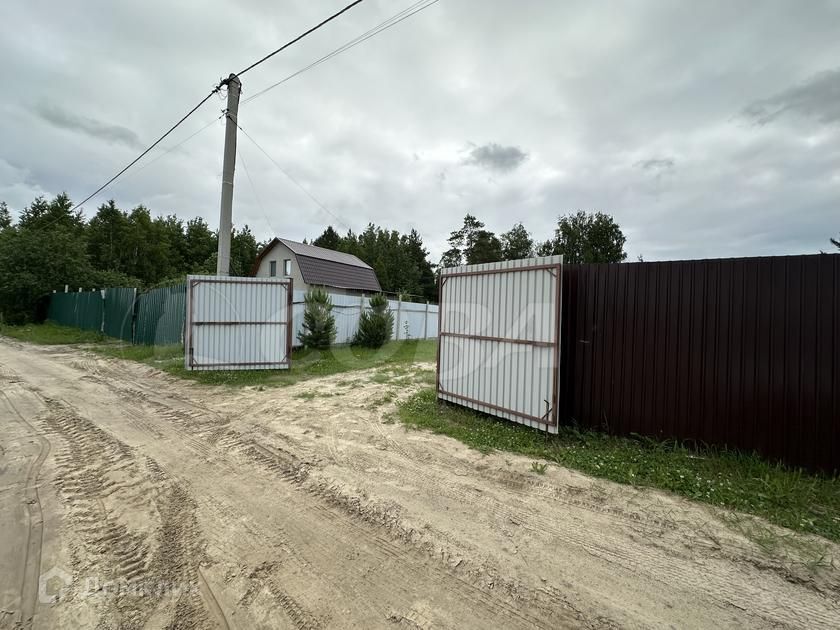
(216, 73, 242, 276)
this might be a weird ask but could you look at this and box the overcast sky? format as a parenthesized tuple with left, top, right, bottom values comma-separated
(2, 0, 839, 262)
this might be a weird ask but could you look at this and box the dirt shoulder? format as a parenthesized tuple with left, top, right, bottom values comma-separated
(1, 339, 838, 629)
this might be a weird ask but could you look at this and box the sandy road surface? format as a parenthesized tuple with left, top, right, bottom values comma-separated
(0, 338, 838, 629)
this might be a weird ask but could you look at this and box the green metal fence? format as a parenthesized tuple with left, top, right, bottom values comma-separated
(47, 283, 186, 347)
(47, 293, 76, 328)
(133, 284, 186, 346)
(47, 290, 104, 332)
(103, 288, 136, 342)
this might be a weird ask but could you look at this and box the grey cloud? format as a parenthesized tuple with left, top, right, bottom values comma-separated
(35, 103, 143, 149)
(464, 143, 528, 173)
(635, 158, 675, 172)
(3, 1, 840, 264)
(741, 68, 840, 126)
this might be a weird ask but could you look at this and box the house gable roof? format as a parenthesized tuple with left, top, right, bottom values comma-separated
(251, 238, 381, 292)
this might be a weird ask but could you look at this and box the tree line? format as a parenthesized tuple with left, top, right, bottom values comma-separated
(311, 224, 437, 301)
(309, 210, 630, 300)
(0, 194, 632, 324)
(0, 195, 258, 323)
(438, 211, 628, 267)
(2, 187, 658, 326)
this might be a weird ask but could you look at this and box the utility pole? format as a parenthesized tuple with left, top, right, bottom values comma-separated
(217, 73, 241, 276)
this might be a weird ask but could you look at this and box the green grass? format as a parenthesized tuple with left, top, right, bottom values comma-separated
(0, 322, 107, 344)
(2, 324, 436, 388)
(530, 461, 548, 475)
(93, 343, 183, 363)
(294, 390, 336, 400)
(153, 339, 436, 387)
(397, 389, 840, 543)
(89, 333, 436, 389)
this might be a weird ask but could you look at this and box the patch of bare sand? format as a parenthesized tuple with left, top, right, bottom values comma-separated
(2, 340, 838, 629)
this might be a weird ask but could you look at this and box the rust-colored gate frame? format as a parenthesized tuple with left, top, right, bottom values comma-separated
(186, 277, 293, 369)
(436, 262, 563, 427)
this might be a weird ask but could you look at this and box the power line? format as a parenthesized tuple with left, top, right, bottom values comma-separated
(117, 114, 223, 186)
(70, 90, 219, 212)
(243, 0, 440, 105)
(70, 2, 367, 213)
(235, 0, 365, 77)
(236, 140, 275, 234)
(233, 118, 351, 231)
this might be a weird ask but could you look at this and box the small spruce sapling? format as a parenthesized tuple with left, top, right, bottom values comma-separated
(297, 288, 336, 349)
(352, 293, 394, 348)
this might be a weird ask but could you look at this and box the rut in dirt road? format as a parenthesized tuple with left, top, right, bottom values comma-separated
(38, 398, 215, 629)
(2, 339, 840, 629)
(0, 342, 582, 629)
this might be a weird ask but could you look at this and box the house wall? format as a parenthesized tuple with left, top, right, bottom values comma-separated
(253, 242, 365, 296)
(254, 241, 308, 290)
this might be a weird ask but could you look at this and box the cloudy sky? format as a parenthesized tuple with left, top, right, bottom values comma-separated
(2, 0, 839, 262)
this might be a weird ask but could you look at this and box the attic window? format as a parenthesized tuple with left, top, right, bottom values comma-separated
(269, 260, 277, 277)
(284, 259, 292, 276)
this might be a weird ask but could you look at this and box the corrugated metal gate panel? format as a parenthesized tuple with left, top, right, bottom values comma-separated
(437, 256, 563, 433)
(185, 275, 292, 370)
(103, 287, 136, 341)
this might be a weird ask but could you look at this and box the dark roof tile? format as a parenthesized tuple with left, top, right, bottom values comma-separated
(251, 237, 381, 292)
(296, 254, 381, 291)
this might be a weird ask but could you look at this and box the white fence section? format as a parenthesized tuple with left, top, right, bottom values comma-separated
(185, 275, 292, 370)
(291, 291, 438, 346)
(437, 256, 563, 433)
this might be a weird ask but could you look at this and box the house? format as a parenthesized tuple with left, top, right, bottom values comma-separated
(250, 237, 381, 295)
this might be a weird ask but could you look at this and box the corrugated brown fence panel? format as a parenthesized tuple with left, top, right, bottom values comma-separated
(753, 259, 771, 457)
(831, 259, 840, 470)
(604, 265, 622, 433)
(560, 254, 840, 473)
(802, 256, 819, 466)
(816, 256, 837, 471)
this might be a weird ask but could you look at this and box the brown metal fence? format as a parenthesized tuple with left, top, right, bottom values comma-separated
(559, 254, 840, 473)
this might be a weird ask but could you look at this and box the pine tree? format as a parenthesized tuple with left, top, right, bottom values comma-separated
(500, 222, 534, 260)
(0, 202, 11, 230)
(313, 225, 341, 249)
(352, 293, 394, 348)
(541, 211, 627, 263)
(297, 288, 336, 349)
(466, 230, 503, 264)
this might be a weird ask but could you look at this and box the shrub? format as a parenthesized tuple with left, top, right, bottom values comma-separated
(297, 288, 336, 349)
(352, 293, 394, 348)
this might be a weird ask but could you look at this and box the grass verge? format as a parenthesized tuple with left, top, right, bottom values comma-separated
(1, 323, 436, 388)
(162, 340, 435, 387)
(397, 388, 840, 544)
(0, 321, 106, 344)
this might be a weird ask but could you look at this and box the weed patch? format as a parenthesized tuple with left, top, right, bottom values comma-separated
(530, 461, 548, 475)
(294, 390, 335, 400)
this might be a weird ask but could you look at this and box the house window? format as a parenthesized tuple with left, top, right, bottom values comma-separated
(284, 259, 292, 276)
(269, 260, 277, 277)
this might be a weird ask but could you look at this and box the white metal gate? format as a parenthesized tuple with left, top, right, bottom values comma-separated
(185, 275, 293, 371)
(436, 256, 563, 433)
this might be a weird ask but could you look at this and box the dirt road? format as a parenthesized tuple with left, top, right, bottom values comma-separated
(1, 338, 838, 629)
